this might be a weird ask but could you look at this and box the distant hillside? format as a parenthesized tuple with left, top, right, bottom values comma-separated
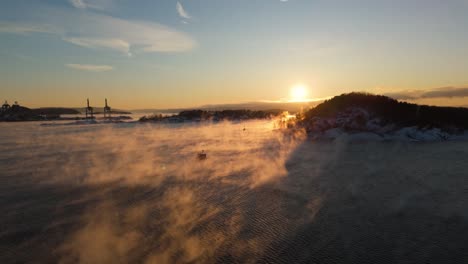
(198, 101, 320, 112)
(140, 109, 283, 122)
(74, 107, 132, 115)
(301, 92, 468, 132)
(133, 101, 321, 115)
(32, 107, 80, 115)
(0, 105, 42, 121)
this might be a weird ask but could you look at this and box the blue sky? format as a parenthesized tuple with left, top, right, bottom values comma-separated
(1, 0, 468, 108)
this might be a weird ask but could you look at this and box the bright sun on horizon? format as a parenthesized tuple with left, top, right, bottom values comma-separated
(289, 84, 308, 102)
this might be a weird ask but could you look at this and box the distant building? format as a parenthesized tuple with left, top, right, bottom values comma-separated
(11, 101, 20, 111)
(1, 100, 10, 112)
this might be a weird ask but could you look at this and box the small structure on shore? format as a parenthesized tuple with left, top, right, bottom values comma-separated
(103, 98, 111, 119)
(1, 101, 10, 112)
(85, 98, 94, 119)
(12, 101, 20, 110)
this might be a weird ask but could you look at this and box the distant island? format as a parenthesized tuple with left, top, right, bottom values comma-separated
(0, 102, 132, 122)
(93, 110, 132, 115)
(131, 101, 320, 115)
(33, 107, 80, 116)
(0, 102, 44, 121)
(297, 92, 468, 140)
(139, 109, 284, 122)
(4, 94, 468, 136)
(75, 108, 132, 115)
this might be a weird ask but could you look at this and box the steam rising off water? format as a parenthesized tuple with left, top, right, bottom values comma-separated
(1, 121, 468, 263)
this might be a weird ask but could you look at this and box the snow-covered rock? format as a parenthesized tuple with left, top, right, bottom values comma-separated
(303, 107, 467, 142)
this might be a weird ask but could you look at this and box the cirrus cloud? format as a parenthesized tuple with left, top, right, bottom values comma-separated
(176, 1, 191, 19)
(0, 7, 195, 56)
(63, 37, 131, 56)
(66, 64, 113, 72)
(385, 87, 468, 100)
(69, 0, 111, 10)
(61, 12, 195, 55)
(0, 22, 59, 34)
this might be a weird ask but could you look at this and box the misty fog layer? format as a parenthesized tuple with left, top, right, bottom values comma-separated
(1, 121, 468, 263)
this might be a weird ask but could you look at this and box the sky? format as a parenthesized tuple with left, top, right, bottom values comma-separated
(1, 0, 468, 109)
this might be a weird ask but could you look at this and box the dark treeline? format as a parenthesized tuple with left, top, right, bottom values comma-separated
(179, 109, 283, 120)
(0, 103, 130, 121)
(303, 92, 468, 129)
(32, 108, 80, 115)
(140, 109, 284, 122)
(1, 105, 85, 121)
(0, 106, 80, 121)
(0, 105, 43, 121)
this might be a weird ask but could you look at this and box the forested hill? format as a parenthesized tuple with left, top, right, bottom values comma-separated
(303, 93, 468, 129)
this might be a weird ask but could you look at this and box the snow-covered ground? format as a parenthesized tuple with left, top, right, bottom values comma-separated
(303, 107, 468, 141)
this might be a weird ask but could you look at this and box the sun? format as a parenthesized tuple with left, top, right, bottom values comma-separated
(290, 84, 308, 102)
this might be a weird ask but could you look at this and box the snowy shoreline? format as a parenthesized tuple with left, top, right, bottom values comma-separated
(302, 107, 468, 142)
(307, 127, 468, 142)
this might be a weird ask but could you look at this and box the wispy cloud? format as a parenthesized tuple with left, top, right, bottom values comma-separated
(0, 22, 59, 34)
(69, 0, 110, 10)
(70, 0, 87, 9)
(66, 64, 113, 72)
(63, 13, 195, 54)
(65, 13, 195, 54)
(63, 37, 131, 56)
(420, 87, 468, 99)
(385, 87, 468, 100)
(0, 8, 195, 55)
(176, 1, 191, 19)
